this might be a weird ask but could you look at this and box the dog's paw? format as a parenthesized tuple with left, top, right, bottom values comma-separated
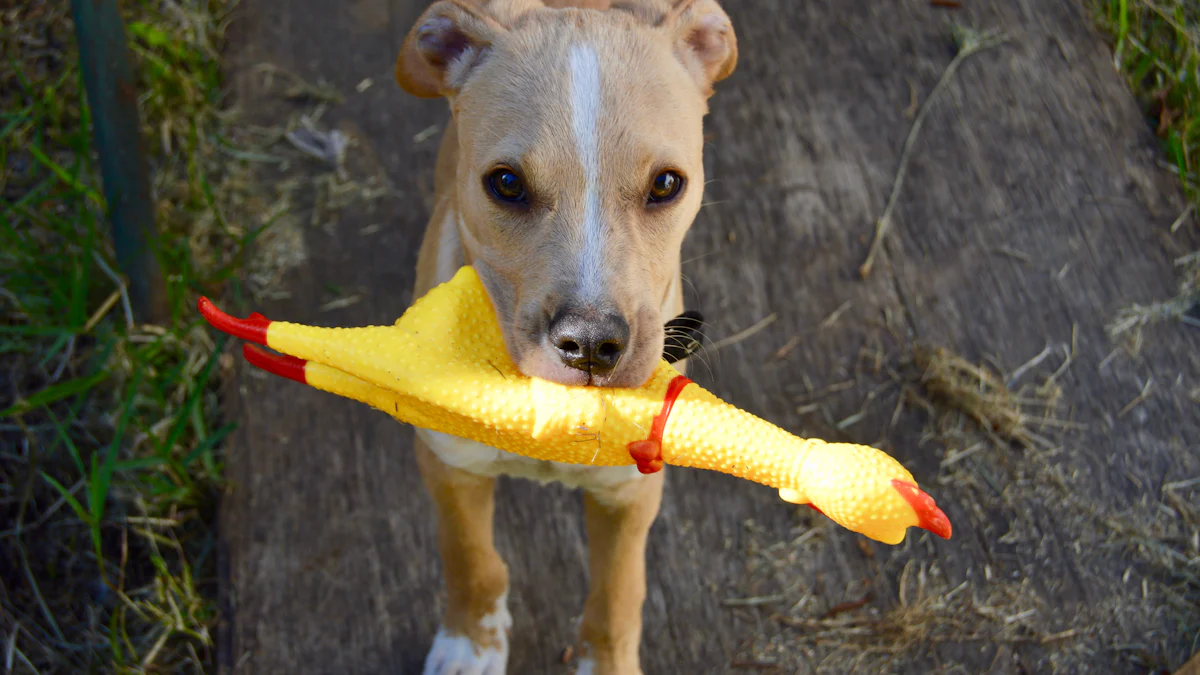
(421, 630, 507, 675)
(422, 597, 511, 675)
(574, 657, 595, 675)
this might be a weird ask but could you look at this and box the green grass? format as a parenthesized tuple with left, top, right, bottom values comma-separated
(1092, 0, 1200, 335)
(1, 1, 258, 671)
(1098, 0, 1199, 200)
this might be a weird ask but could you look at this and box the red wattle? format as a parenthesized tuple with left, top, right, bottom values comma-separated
(626, 375, 692, 474)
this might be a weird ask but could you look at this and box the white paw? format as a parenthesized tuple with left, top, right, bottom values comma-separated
(422, 596, 511, 675)
(574, 657, 595, 675)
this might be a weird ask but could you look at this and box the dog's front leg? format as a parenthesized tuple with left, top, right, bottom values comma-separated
(577, 468, 666, 675)
(415, 439, 511, 675)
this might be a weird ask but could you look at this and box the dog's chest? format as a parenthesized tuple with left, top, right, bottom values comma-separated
(415, 428, 642, 491)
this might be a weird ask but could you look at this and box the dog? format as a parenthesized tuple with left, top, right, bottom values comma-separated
(395, 1, 736, 672)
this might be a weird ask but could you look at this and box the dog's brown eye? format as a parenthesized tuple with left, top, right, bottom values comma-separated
(486, 168, 526, 203)
(648, 170, 684, 203)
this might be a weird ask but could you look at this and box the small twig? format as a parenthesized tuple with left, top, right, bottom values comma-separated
(1169, 203, 1194, 233)
(723, 594, 789, 607)
(8, 643, 40, 675)
(820, 301, 852, 329)
(730, 660, 780, 670)
(49, 335, 76, 382)
(82, 290, 121, 333)
(712, 313, 778, 351)
(771, 335, 802, 360)
(318, 295, 362, 312)
(0, 479, 85, 538)
(1006, 344, 1053, 388)
(19, 544, 64, 644)
(824, 592, 873, 618)
(1164, 476, 1200, 492)
(940, 442, 985, 468)
(860, 26, 1010, 278)
(1117, 377, 1154, 418)
(5, 623, 17, 671)
(92, 251, 135, 331)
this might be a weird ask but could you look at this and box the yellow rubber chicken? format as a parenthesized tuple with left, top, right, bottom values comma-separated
(199, 266, 951, 545)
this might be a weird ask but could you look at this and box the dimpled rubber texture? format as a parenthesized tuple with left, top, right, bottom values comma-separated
(249, 266, 941, 545)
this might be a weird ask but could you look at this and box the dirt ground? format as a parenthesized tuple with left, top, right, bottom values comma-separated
(215, 0, 1200, 673)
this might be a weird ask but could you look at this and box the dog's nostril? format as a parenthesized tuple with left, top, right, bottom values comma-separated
(548, 312, 629, 375)
(597, 341, 621, 360)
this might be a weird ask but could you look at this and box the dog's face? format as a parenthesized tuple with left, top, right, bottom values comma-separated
(398, 0, 736, 388)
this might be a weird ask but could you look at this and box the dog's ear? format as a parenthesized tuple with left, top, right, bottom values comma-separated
(395, 1, 508, 99)
(661, 0, 737, 96)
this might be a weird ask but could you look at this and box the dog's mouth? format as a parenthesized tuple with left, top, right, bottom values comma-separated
(471, 265, 704, 388)
(510, 307, 706, 389)
(515, 308, 656, 388)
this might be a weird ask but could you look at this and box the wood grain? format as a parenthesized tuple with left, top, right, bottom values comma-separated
(217, 0, 1200, 672)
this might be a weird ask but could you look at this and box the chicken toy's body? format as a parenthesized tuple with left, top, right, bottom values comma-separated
(199, 266, 951, 545)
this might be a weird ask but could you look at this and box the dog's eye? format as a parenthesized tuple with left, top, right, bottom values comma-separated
(648, 170, 684, 204)
(486, 168, 526, 203)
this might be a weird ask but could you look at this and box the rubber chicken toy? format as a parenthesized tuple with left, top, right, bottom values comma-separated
(199, 266, 951, 545)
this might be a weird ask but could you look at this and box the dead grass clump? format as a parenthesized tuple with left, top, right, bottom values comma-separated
(1103, 478, 1200, 639)
(737, 558, 1092, 674)
(1108, 250, 1200, 338)
(910, 344, 1068, 451)
(773, 578, 1075, 652)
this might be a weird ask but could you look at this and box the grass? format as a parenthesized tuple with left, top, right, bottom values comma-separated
(1090, 0, 1200, 337)
(1089, 1, 1200, 664)
(0, 0, 261, 671)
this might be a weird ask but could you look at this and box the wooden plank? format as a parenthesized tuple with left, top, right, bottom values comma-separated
(218, 0, 1200, 673)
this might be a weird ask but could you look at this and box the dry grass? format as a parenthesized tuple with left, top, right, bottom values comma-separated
(741, 338, 1200, 672)
(732, 506, 1096, 674)
(909, 344, 1068, 451)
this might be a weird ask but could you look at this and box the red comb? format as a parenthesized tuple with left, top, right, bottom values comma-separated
(892, 480, 952, 539)
(242, 344, 308, 384)
(197, 297, 270, 345)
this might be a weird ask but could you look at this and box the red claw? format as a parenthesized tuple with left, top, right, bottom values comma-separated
(892, 479, 952, 539)
(197, 296, 271, 345)
(243, 344, 308, 384)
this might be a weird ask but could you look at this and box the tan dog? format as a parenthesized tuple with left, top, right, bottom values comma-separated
(395, 1, 736, 672)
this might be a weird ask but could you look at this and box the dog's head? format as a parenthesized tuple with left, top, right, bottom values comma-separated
(397, 0, 736, 388)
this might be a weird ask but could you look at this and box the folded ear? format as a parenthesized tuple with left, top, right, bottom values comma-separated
(395, 0, 507, 98)
(662, 0, 737, 96)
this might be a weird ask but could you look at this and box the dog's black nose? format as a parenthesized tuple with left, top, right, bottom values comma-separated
(549, 312, 629, 375)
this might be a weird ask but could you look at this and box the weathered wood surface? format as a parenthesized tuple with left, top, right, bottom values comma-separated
(218, 0, 1200, 673)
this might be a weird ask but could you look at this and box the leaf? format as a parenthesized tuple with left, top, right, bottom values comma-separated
(39, 472, 91, 525)
(183, 422, 235, 468)
(26, 143, 104, 207)
(1, 370, 109, 417)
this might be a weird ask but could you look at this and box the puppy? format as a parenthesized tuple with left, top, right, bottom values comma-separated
(395, 1, 736, 672)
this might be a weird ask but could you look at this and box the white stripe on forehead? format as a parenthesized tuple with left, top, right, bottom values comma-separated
(568, 42, 604, 301)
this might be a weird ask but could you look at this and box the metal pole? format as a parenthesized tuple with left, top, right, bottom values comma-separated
(71, 0, 168, 324)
